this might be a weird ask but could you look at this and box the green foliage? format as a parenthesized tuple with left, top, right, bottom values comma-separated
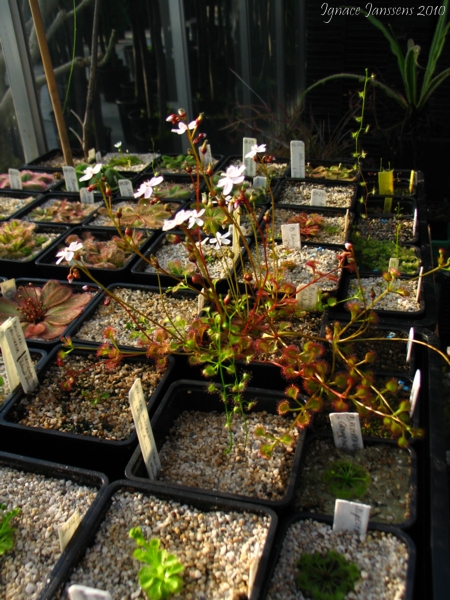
(351, 233, 420, 274)
(28, 199, 97, 223)
(0, 279, 93, 341)
(306, 164, 357, 182)
(296, 550, 360, 600)
(154, 185, 192, 200)
(129, 528, 184, 600)
(324, 460, 370, 500)
(75, 164, 125, 192)
(0, 504, 20, 555)
(106, 154, 144, 169)
(160, 154, 196, 173)
(0, 220, 49, 259)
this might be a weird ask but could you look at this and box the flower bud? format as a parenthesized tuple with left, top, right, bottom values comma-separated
(200, 140, 208, 155)
(185, 165, 193, 174)
(196, 113, 204, 124)
(178, 108, 187, 117)
(106, 188, 113, 197)
(115, 209, 123, 219)
(205, 164, 214, 177)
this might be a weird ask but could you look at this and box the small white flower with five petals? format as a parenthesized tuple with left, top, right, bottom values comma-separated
(206, 230, 231, 250)
(79, 163, 102, 182)
(217, 165, 246, 196)
(245, 143, 266, 159)
(187, 209, 205, 229)
(171, 121, 197, 135)
(133, 176, 164, 199)
(162, 209, 193, 231)
(55, 241, 83, 265)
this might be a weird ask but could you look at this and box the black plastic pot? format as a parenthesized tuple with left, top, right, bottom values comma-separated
(0, 190, 44, 221)
(261, 513, 416, 599)
(1, 278, 101, 350)
(17, 192, 103, 227)
(273, 178, 358, 211)
(0, 347, 46, 415)
(43, 479, 278, 600)
(0, 449, 108, 600)
(292, 433, 418, 529)
(22, 148, 86, 173)
(0, 346, 175, 480)
(356, 196, 417, 217)
(35, 226, 154, 285)
(125, 379, 307, 511)
(0, 223, 69, 280)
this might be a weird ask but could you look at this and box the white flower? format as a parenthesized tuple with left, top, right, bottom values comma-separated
(217, 165, 246, 196)
(114, 141, 122, 149)
(79, 163, 103, 182)
(171, 120, 197, 135)
(55, 241, 83, 265)
(162, 209, 193, 231)
(134, 176, 164, 199)
(245, 143, 266, 159)
(207, 230, 231, 250)
(187, 209, 205, 229)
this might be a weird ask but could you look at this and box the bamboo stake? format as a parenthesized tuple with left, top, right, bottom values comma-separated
(28, 0, 73, 166)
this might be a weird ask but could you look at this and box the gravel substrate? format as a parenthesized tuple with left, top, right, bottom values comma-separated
(347, 277, 421, 313)
(0, 195, 36, 219)
(353, 218, 415, 243)
(0, 466, 98, 600)
(264, 207, 349, 244)
(57, 488, 271, 600)
(6, 353, 166, 440)
(295, 438, 412, 524)
(266, 519, 410, 600)
(277, 181, 356, 208)
(157, 410, 299, 500)
(241, 243, 342, 291)
(144, 235, 238, 280)
(75, 287, 198, 347)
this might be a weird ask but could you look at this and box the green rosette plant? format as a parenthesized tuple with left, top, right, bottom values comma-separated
(0, 504, 20, 555)
(0, 220, 50, 260)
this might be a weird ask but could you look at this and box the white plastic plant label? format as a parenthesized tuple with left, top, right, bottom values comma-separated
(281, 223, 301, 249)
(63, 166, 79, 192)
(0, 316, 39, 393)
(310, 188, 327, 206)
(416, 267, 424, 302)
(333, 499, 371, 540)
(243, 137, 257, 177)
(88, 148, 96, 163)
(406, 327, 414, 363)
(202, 144, 213, 166)
(198, 288, 205, 313)
(129, 378, 161, 479)
(1, 279, 16, 300)
(95, 151, 102, 163)
(247, 542, 260, 598)
(68, 585, 112, 600)
(389, 257, 399, 271)
(290, 140, 305, 178)
(229, 224, 240, 261)
(253, 176, 267, 190)
(8, 169, 22, 190)
(296, 283, 319, 309)
(329, 412, 364, 451)
(410, 369, 421, 417)
(413, 208, 418, 237)
(118, 179, 134, 197)
(79, 188, 94, 204)
(58, 509, 81, 552)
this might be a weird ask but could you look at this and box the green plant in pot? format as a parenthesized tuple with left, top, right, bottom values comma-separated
(0, 220, 53, 260)
(27, 199, 99, 224)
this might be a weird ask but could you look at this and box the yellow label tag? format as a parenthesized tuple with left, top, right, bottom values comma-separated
(409, 171, 415, 195)
(383, 197, 392, 213)
(378, 170, 394, 195)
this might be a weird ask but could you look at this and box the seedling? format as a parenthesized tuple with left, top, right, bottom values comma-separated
(296, 550, 360, 600)
(0, 503, 20, 555)
(129, 528, 184, 600)
(324, 460, 370, 500)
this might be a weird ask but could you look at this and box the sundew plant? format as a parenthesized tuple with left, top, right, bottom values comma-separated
(57, 109, 450, 454)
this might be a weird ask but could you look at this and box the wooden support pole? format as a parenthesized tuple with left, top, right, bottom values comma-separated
(28, 0, 73, 166)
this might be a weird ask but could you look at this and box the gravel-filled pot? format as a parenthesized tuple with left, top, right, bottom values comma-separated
(0, 450, 108, 600)
(293, 434, 417, 529)
(47, 479, 277, 600)
(0, 190, 43, 221)
(126, 379, 307, 511)
(263, 514, 415, 600)
(274, 179, 358, 210)
(19, 192, 103, 226)
(0, 347, 175, 479)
